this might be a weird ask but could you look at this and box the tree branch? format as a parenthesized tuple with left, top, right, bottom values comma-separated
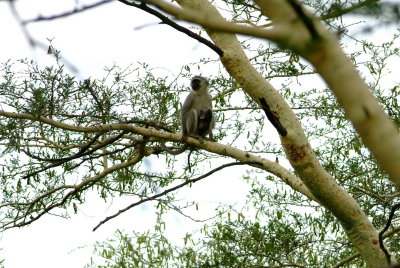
(286, 0, 319, 40)
(329, 253, 360, 268)
(93, 161, 262, 231)
(9, 3, 79, 74)
(22, 0, 114, 24)
(321, 0, 380, 20)
(174, 0, 389, 266)
(22, 132, 103, 162)
(138, 0, 285, 42)
(0, 110, 315, 200)
(379, 202, 400, 265)
(259, 97, 287, 136)
(21, 131, 128, 180)
(118, 0, 223, 56)
(2, 144, 147, 230)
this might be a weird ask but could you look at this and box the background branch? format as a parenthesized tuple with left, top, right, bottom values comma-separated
(22, 0, 114, 24)
(118, 0, 224, 56)
(93, 161, 263, 231)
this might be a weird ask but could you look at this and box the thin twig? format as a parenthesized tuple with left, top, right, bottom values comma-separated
(21, 131, 128, 179)
(22, 132, 103, 162)
(118, 0, 224, 56)
(3, 147, 147, 230)
(93, 161, 262, 231)
(379, 202, 400, 265)
(22, 0, 114, 24)
(321, 0, 380, 20)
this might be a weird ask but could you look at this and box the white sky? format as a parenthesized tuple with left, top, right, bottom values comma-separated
(0, 1, 254, 267)
(2, 0, 218, 73)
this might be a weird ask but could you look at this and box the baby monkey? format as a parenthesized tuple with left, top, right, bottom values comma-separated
(197, 109, 214, 139)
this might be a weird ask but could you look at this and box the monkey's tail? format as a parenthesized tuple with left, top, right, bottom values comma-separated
(187, 148, 194, 172)
(160, 142, 189, 155)
(160, 142, 193, 172)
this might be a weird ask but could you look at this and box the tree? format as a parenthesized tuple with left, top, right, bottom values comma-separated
(1, 0, 400, 267)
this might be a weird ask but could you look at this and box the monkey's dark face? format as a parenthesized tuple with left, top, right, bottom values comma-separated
(191, 78, 201, 91)
(191, 76, 209, 91)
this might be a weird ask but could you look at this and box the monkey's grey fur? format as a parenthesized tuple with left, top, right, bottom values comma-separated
(162, 76, 215, 156)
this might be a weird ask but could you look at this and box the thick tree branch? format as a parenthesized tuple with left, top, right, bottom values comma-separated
(93, 161, 262, 231)
(149, 0, 399, 192)
(259, 0, 400, 188)
(286, 0, 319, 40)
(0, 110, 315, 201)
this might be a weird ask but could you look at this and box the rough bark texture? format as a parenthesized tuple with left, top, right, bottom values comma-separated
(174, 0, 387, 267)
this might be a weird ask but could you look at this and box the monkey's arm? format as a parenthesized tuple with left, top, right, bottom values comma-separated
(180, 92, 195, 137)
(208, 112, 216, 141)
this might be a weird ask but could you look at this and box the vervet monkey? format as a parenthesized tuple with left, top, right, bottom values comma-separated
(181, 76, 215, 139)
(162, 76, 215, 156)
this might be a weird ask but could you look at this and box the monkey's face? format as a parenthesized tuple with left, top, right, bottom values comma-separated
(191, 76, 209, 91)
